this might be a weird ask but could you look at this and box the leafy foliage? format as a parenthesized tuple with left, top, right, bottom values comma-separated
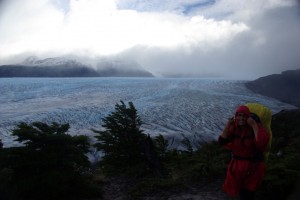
(0, 103, 299, 199)
(0, 122, 101, 200)
(153, 134, 169, 158)
(94, 101, 148, 174)
(126, 138, 229, 199)
(162, 140, 228, 182)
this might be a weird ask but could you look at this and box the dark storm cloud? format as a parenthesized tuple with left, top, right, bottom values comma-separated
(0, 0, 299, 79)
(117, 4, 300, 80)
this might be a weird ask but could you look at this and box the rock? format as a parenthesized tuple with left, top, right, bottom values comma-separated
(245, 69, 300, 107)
(271, 108, 300, 139)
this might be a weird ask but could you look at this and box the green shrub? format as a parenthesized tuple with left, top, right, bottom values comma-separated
(0, 122, 102, 200)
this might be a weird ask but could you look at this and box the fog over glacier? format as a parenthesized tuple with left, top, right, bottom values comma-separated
(0, 78, 295, 151)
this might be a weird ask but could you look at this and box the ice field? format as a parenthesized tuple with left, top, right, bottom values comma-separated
(0, 77, 296, 149)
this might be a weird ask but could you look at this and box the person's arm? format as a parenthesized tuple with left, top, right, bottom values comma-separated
(219, 117, 234, 145)
(247, 117, 270, 151)
(247, 117, 259, 140)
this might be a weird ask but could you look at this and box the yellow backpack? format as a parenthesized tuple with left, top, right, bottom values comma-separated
(245, 103, 272, 160)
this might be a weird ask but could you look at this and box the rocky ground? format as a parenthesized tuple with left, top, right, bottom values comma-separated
(101, 176, 235, 200)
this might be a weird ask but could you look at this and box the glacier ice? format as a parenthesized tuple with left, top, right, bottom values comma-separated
(0, 77, 296, 149)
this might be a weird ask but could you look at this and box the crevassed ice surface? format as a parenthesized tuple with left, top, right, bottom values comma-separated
(0, 78, 296, 148)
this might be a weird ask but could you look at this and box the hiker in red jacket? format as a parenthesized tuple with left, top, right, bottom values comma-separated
(218, 105, 270, 200)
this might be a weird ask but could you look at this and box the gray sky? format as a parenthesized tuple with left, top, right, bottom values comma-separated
(0, 0, 299, 79)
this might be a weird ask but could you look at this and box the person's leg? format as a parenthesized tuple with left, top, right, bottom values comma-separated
(223, 160, 243, 197)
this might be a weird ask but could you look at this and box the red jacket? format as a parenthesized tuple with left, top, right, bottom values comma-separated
(219, 123, 270, 197)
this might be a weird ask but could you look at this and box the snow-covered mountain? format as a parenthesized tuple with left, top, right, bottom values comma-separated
(22, 56, 85, 67)
(0, 56, 153, 77)
(0, 78, 296, 151)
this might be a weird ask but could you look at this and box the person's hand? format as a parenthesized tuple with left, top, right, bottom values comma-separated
(247, 116, 257, 127)
(221, 117, 234, 138)
(225, 117, 234, 128)
(247, 116, 259, 140)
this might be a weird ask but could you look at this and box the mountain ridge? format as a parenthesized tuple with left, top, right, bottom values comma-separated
(245, 69, 300, 107)
(0, 57, 154, 77)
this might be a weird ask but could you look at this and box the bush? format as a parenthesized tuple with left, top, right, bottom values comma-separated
(0, 122, 101, 200)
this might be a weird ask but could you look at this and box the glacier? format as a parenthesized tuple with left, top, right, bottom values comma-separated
(0, 77, 296, 151)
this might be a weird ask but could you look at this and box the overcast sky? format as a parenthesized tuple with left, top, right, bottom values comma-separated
(0, 0, 299, 79)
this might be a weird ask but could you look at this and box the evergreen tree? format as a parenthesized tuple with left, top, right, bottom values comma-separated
(153, 134, 169, 159)
(94, 101, 147, 174)
(0, 122, 101, 200)
(11, 122, 90, 173)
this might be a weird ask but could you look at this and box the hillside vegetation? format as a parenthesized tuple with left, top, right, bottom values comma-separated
(0, 102, 299, 199)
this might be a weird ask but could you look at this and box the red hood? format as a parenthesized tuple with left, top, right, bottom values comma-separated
(234, 105, 250, 126)
(235, 105, 251, 117)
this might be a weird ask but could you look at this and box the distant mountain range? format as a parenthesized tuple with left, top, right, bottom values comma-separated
(245, 69, 300, 108)
(0, 57, 154, 77)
